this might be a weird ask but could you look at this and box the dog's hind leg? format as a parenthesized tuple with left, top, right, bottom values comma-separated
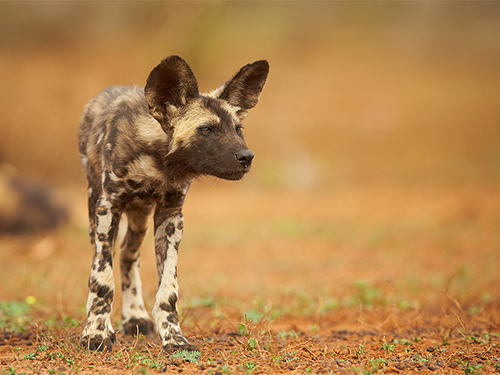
(86, 186, 98, 246)
(152, 190, 198, 353)
(120, 201, 156, 336)
(80, 195, 122, 351)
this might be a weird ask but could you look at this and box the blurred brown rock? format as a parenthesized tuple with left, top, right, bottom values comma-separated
(0, 163, 67, 235)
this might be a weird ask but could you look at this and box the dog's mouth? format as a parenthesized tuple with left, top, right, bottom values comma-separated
(203, 165, 249, 181)
(214, 168, 249, 181)
(194, 152, 253, 181)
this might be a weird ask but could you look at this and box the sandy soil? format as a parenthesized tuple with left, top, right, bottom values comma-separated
(0, 187, 499, 374)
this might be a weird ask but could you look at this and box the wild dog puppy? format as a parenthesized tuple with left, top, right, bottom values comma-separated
(78, 55, 269, 353)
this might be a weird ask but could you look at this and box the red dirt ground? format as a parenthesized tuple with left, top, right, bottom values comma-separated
(1, 187, 499, 374)
(1, 3, 500, 374)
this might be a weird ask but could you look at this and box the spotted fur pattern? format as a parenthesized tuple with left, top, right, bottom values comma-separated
(78, 56, 269, 353)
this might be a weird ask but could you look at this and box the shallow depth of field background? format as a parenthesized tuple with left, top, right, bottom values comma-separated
(0, 2, 499, 326)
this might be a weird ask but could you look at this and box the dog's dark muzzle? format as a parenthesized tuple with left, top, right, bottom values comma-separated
(235, 149, 254, 169)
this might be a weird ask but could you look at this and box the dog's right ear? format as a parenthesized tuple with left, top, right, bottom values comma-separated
(145, 55, 199, 125)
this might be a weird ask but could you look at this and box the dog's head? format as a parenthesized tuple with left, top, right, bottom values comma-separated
(144, 55, 269, 181)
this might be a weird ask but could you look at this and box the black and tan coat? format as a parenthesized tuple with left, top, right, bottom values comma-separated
(78, 55, 269, 353)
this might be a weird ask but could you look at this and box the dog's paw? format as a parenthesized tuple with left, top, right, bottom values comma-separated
(80, 332, 116, 352)
(123, 318, 156, 337)
(163, 342, 199, 355)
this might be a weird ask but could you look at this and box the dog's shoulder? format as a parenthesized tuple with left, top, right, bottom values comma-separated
(91, 85, 148, 119)
(82, 85, 164, 143)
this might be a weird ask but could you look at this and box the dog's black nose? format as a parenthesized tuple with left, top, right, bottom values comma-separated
(235, 149, 254, 167)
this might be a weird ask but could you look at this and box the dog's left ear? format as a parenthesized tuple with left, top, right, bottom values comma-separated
(219, 60, 269, 112)
(145, 55, 199, 125)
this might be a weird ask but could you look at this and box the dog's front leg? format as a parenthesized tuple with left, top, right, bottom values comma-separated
(80, 196, 122, 351)
(152, 192, 198, 353)
(120, 202, 155, 337)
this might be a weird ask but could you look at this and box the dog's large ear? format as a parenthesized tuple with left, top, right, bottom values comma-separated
(218, 60, 269, 113)
(145, 55, 199, 124)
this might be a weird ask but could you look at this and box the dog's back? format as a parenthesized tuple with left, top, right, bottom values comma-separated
(78, 85, 172, 194)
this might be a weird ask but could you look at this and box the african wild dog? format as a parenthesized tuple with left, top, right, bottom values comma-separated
(78, 55, 269, 353)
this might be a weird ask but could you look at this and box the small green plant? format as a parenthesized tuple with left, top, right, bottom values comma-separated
(380, 337, 396, 352)
(371, 358, 387, 370)
(189, 296, 217, 308)
(219, 364, 233, 374)
(463, 331, 492, 345)
(493, 361, 500, 373)
(319, 298, 339, 313)
(171, 349, 201, 364)
(277, 330, 297, 340)
(412, 355, 430, 364)
(63, 316, 79, 327)
(353, 358, 387, 375)
(244, 309, 264, 323)
(203, 337, 216, 344)
(270, 354, 283, 365)
(394, 338, 414, 346)
(128, 350, 165, 369)
(355, 343, 367, 358)
(245, 361, 257, 371)
(458, 360, 482, 375)
(348, 281, 386, 308)
(247, 337, 258, 351)
(11, 347, 23, 361)
(143, 357, 162, 370)
(482, 331, 491, 343)
(206, 358, 216, 366)
(4, 367, 27, 375)
(0, 301, 32, 331)
(237, 323, 248, 336)
(22, 352, 37, 360)
(442, 335, 451, 346)
(36, 343, 49, 353)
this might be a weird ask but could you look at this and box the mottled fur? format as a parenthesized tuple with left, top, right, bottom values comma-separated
(78, 56, 269, 353)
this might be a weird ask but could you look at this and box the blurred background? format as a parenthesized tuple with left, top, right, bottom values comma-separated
(0, 2, 499, 320)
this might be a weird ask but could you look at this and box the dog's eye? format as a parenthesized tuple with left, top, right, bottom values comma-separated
(236, 125, 243, 135)
(200, 127, 212, 135)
